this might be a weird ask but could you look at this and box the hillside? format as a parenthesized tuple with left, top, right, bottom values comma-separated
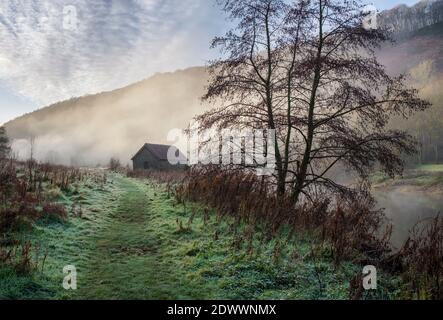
(4, 0, 443, 166)
(377, 22, 443, 76)
(379, 0, 443, 36)
(4, 67, 210, 166)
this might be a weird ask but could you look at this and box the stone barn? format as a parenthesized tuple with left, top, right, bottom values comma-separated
(131, 143, 186, 170)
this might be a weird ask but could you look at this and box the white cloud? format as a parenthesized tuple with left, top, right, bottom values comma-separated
(0, 0, 221, 106)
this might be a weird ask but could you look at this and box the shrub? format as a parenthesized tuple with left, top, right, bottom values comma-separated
(398, 216, 443, 299)
(45, 187, 63, 201)
(109, 158, 122, 172)
(175, 166, 390, 265)
(41, 203, 68, 223)
(1, 160, 82, 266)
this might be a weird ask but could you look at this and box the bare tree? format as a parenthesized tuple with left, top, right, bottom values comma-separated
(199, 0, 308, 196)
(29, 136, 36, 162)
(285, 0, 430, 203)
(199, 0, 430, 204)
(109, 157, 122, 172)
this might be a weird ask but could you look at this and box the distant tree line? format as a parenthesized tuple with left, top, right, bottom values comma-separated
(0, 126, 11, 159)
(393, 69, 443, 165)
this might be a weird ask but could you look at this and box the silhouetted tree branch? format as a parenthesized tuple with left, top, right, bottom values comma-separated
(199, 0, 430, 204)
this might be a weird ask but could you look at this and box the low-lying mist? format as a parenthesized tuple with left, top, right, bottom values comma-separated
(6, 67, 210, 166)
(5, 23, 443, 168)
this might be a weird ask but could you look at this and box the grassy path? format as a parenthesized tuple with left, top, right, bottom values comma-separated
(67, 176, 364, 300)
(72, 177, 219, 299)
(77, 177, 162, 298)
(2, 174, 387, 300)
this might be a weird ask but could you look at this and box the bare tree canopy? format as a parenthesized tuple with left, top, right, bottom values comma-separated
(198, 0, 430, 203)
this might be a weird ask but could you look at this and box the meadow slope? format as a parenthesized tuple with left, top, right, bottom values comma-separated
(1, 174, 399, 300)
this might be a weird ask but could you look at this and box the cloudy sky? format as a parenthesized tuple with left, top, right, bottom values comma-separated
(0, 0, 420, 124)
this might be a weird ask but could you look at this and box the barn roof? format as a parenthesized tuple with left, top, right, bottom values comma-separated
(131, 143, 186, 162)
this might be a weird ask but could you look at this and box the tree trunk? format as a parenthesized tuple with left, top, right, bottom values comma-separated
(263, 4, 285, 198)
(293, 2, 324, 205)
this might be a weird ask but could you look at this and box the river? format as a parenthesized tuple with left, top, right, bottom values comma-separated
(374, 188, 443, 249)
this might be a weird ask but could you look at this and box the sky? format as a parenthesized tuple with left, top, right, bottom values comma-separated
(0, 0, 422, 125)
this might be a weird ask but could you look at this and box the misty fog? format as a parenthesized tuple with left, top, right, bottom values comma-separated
(6, 67, 210, 167)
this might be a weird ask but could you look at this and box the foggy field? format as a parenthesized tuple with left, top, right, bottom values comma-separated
(417, 165, 443, 173)
(1, 0, 443, 304)
(0, 174, 398, 300)
(372, 166, 443, 191)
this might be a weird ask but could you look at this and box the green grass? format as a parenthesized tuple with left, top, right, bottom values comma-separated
(0, 174, 399, 300)
(416, 164, 443, 173)
(372, 164, 443, 190)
